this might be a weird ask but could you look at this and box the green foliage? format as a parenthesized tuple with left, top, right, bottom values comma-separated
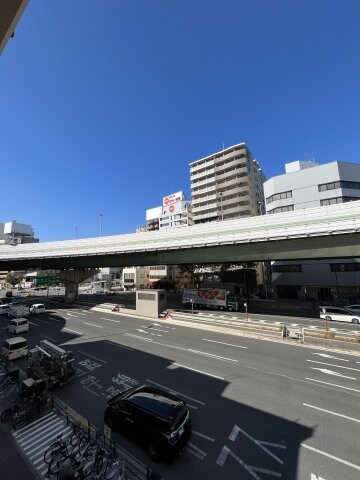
(6, 272, 24, 287)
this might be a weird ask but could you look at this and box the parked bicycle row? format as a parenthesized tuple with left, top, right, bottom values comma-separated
(43, 422, 126, 479)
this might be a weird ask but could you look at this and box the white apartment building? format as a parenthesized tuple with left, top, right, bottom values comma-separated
(264, 160, 360, 301)
(190, 143, 266, 223)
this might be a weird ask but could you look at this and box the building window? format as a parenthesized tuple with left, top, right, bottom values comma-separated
(266, 191, 292, 205)
(320, 196, 359, 206)
(318, 180, 360, 192)
(268, 205, 294, 214)
(272, 265, 302, 273)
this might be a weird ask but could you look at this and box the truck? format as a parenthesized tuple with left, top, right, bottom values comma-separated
(8, 304, 30, 319)
(182, 288, 240, 311)
(26, 340, 76, 390)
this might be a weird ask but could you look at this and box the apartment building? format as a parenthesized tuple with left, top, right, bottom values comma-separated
(264, 160, 360, 300)
(190, 143, 266, 224)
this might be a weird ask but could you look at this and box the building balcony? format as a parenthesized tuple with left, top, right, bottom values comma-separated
(190, 168, 215, 181)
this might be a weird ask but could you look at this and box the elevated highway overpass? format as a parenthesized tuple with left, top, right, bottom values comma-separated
(1, 202, 360, 271)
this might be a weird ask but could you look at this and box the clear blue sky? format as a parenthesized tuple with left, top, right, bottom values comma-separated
(1, 0, 359, 241)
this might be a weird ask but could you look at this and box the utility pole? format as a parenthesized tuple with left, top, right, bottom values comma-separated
(99, 213, 103, 237)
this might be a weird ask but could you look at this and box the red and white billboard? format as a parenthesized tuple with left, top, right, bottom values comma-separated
(162, 190, 184, 207)
(162, 200, 191, 217)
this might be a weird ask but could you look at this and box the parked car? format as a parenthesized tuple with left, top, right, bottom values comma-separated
(319, 306, 360, 324)
(104, 385, 191, 461)
(346, 304, 360, 314)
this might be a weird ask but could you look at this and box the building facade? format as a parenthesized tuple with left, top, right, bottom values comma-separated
(263, 161, 360, 300)
(190, 143, 266, 224)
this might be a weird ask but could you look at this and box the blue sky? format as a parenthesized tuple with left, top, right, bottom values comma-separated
(1, 0, 359, 241)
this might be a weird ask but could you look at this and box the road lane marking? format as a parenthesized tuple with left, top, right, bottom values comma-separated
(186, 446, 205, 460)
(83, 322, 103, 328)
(312, 353, 349, 361)
(66, 313, 78, 317)
(216, 446, 282, 477)
(41, 335, 58, 343)
(124, 333, 153, 342)
(47, 316, 60, 322)
(192, 430, 215, 442)
(63, 327, 82, 335)
(188, 349, 238, 363)
(303, 403, 360, 423)
(187, 441, 207, 457)
(29, 322, 40, 327)
(173, 362, 224, 380)
(203, 338, 247, 349)
(305, 378, 360, 393)
(309, 368, 356, 380)
(78, 350, 107, 364)
(103, 340, 133, 351)
(100, 317, 120, 323)
(301, 443, 360, 472)
(146, 379, 205, 405)
(307, 360, 360, 372)
(228, 425, 283, 464)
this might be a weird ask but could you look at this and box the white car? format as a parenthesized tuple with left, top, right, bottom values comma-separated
(320, 306, 360, 324)
(30, 303, 46, 315)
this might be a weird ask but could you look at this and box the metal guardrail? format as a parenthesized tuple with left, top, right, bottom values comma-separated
(51, 396, 163, 480)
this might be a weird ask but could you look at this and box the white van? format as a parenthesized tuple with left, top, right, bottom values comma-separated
(0, 304, 10, 315)
(319, 306, 360, 324)
(7, 318, 30, 334)
(30, 303, 46, 315)
(2, 337, 28, 360)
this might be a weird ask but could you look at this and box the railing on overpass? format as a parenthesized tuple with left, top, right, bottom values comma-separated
(0, 201, 360, 262)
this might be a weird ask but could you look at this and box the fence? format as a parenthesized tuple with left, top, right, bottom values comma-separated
(51, 396, 163, 480)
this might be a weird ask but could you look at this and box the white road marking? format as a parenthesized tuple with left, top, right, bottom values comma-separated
(203, 338, 247, 349)
(186, 446, 205, 460)
(100, 317, 120, 323)
(305, 378, 360, 393)
(309, 367, 356, 380)
(307, 359, 360, 372)
(83, 322, 103, 329)
(188, 349, 238, 363)
(29, 322, 40, 327)
(63, 327, 82, 335)
(311, 474, 326, 480)
(187, 441, 207, 457)
(124, 333, 153, 342)
(78, 350, 107, 364)
(41, 335, 58, 343)
(260, 441, 287, 449)
(47, 316, 60, 322)
(301, 443, 360, 472)
(173, 362, 224, 380)
(216, 446, 282, 477)
(192, 430, 215, 442)
(312, 353, 349, 362)
(103, 341, 133, 351)
(82, 310, 94, 314)
(228, 425, 283, 465)
(149, 327, 168, 333)
(66, 313, 78, 317)
(146, 379, 205, 405)
(303, 403, 360, 423)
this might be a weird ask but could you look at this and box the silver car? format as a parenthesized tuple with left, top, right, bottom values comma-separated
(320, 306, 360, 324)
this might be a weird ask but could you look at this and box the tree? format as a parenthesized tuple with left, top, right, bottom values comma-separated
(6, 272, 24, 287)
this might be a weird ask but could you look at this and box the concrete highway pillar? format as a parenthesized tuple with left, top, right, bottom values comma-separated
(60, 269, 99, 304)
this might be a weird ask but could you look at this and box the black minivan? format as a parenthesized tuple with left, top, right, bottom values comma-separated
(104, 385, 191, 461)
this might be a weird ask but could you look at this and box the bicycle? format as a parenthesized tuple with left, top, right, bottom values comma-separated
(11, 408, 33, 430)
(48, 435, 95, 477)
(44, 433, 75, 465)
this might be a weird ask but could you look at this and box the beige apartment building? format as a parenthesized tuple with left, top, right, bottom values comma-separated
(190, 143, 266, 223)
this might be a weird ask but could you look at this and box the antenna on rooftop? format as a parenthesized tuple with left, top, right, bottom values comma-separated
(222, 142, 225, 150)
(311, 144, 315, 162)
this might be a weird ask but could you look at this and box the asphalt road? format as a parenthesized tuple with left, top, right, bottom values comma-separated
(1, 300, 359, 480)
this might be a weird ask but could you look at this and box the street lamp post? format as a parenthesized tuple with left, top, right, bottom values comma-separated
(219, 192, 223, 221)
(257, 201, 268, 299)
